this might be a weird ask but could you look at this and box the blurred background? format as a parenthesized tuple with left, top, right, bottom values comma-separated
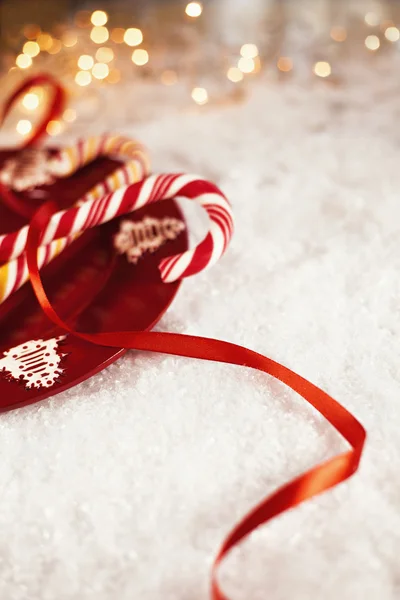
(0, 0, 400, 137)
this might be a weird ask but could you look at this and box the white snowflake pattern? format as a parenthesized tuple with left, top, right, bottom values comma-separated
(0, 336, 67, 390)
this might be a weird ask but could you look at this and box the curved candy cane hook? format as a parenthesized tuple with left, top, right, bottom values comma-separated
(1, 74, 66, 149)
(0, 75, 66, 217)
(0, 174, 234, 283)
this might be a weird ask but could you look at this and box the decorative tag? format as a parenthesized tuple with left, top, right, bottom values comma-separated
(114, 216, 186, 263)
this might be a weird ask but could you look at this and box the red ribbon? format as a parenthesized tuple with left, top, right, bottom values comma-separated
(26, 200, 366, 599)
(0, 74, 66, 218)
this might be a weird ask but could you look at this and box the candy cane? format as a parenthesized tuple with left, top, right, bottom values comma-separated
(0, 174, 234, 283)
(48, 134, 150, 201)
(0, 134, 151, 303)
(0, 134, 150, 196)
(0, 234, 78, 305)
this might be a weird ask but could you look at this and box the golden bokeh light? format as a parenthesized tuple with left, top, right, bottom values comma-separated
(330, 26, 347, 42)
(48, 39, 62, 54)
(16, 120, 32, 135)
(364, 12, 380, 26)
(131, 49, 149, 66)
(227, 66, 244, 82)
(46, 120, 64, 136)
(124, 28, 143, 46)
(313, 61, 331, 77)
(63, 108, 77, 123)
(161, 70, 178, 85)
(92, 62, 109, 79)
(238, 56, 255, 73)
(277, 56, 293, 72)
(185, 2, 203, 17)
(111, 28, 125, 44)
(107, 69, 121, 84)
(191, 87, 208, 105)
(23, 41, 40, 57)
(16, 54, 32, 69)
(96, 47, 114, 63)
(90, 26, 109, 44)
(78, 54, 94, 70)
(240, 43, 258, 59)
(62, 31, 78, 47)
(365, 34, 380, 50)
(385, 26, 400, 42)
(22, 93, 39, 110)
(91, 10, 108, 26)
(75, 70, 92, 86)
(37, 33, 53, 51)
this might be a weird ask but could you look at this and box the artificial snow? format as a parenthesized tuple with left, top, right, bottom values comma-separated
(0, 58, 399, 599)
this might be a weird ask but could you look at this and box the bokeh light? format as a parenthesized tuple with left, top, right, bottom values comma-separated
(364, 12, 380, 26)
(78, 55, 94, 70)
(90, 26, 109, 44)
(313, 61, 332, 77)
(191, 87, 208, 105)
(227, 67, 244, 82)
(91, 10, 108, 26)
(240, 43, 258, 58)
(277, 57, 293, 72)
(330, 26, 347, 42)
(131, 49, 149, 66)
(185, 2, 203, 18)
(46, 120, 64, 136)
(48, 39, 62, 54)
(96, 47, 114, 63)
(75, 71, 92, 86)
(92, 62, 109, 79)
(22, 93, 39, 110)
(16, 120, 32, 135)
(107, 69, 121, 84)
(124, 28, 143, 46)
(16, 54, 32, 69)
(385, 26, 400, 42)
(238, 57, 255, 73)
(23, 41, 40, 57)
(37, 33, 53, 51)
(365, 34, 380, 50)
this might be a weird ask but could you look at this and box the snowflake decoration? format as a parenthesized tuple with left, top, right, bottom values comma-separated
(0, 336, 67, 390)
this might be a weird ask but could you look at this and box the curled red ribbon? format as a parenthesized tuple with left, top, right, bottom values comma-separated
(26, 200, 366, 599)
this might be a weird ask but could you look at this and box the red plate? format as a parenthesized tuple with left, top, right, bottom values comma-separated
(0, 152, 187, 412)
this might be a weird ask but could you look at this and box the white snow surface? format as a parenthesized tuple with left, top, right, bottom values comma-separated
(1, 59, 400, 600)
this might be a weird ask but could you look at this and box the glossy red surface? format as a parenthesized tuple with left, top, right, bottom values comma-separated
(0, 151, 187, 412)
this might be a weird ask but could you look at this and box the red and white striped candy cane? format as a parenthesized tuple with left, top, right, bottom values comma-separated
(0, 134, 150, 303)
(0, 174, 234, 283)
(48, 134, 150, 201)
(0, 134, 149, 195)
(0, 234, 78, 305)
